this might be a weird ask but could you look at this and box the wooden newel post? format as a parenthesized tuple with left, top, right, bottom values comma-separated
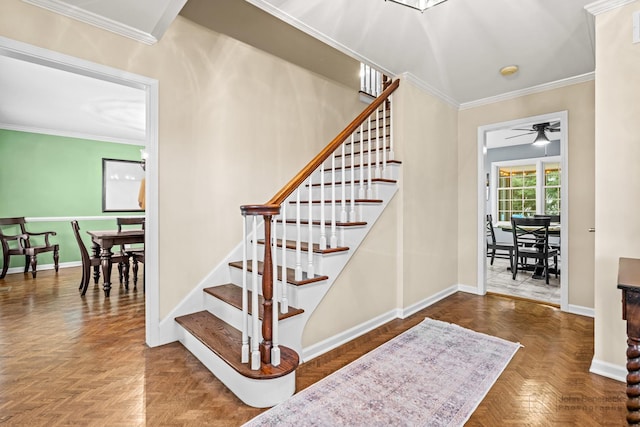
(618, 257, 640, 425)
(240, 204, 281, 366)
(260, 213, 274, 364)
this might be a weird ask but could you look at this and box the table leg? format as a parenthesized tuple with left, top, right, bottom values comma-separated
(100, 247, 113, 297)
(92, 243, 101, 284)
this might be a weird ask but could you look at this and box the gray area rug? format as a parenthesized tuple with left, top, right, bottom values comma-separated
(243, 318, 520, 427)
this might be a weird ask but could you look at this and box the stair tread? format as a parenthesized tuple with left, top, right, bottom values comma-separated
(204, 284, 304, 321)
(257, 239, 349, 254)
(175, 310, 299, 380)
(278, 219, 367, 227)
(229, 260, 328, 286)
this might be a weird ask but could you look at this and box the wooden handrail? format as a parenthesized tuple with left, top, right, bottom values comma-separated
(260, 78, 400, 208)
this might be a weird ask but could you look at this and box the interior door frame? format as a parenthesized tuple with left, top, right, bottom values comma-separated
(476, 110, 569, 310)
(0, 36, 161, 346)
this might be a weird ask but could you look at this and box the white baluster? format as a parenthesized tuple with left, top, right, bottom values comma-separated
(241, 215, 249, 364)
(330, 151, 337, 248)
(375, 107, 381, 180)
(319, 164, 327, 250)
(350, 133, 357, 222)
(307, 175, 315, 277)
(358, 124, 365, 199)
(295, 188, 303, 281)
(360, 63, 365, 93)
(280, 202, 288, 313)
(251, 216, 260, 370)
(340, 140, 347, 223)
(389, 94, 395, 161)
(367, 115, 373, 199)
(271, 218, 280, 366)
(382, 102, 388, 178)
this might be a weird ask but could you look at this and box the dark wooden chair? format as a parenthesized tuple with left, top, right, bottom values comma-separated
(486, 214, 514, 271)
(510, 216, 559, 284)
(0, 217, 59, 279)
(117, 217, 145, 290)
(71, 221, 129, 296)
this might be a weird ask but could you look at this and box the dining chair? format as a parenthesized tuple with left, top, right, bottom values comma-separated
(0, 217, 59, 279)
(510, 216, 559, 284)
(485, 214, 514, 271)
(71, 221, 129, 296)
(116, 217, 145, 290)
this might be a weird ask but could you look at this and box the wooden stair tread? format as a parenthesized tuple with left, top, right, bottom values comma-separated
(204, 284, 304, 321)
(325, 159, 402, 170)
(229, 260, 328, 286)
(175, 310, 299, 380)
(257, 239, 349, 254)
(278, 219, 367, 227)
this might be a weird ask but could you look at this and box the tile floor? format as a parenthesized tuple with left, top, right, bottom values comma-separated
(486, 256, 560, 305)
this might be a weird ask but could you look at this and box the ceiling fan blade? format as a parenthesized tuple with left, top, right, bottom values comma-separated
(548, 128, 561, 132)
(506, 131, 535, 139)
(548, 121, 561, 128)
(511, 128, 534, 132)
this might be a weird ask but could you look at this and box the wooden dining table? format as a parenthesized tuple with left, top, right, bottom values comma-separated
(87, 229, 145, 297)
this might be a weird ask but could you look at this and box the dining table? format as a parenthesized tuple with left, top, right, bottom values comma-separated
(87, 229, 145, 296)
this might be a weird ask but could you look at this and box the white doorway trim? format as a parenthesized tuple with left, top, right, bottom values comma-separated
(476, 110, 569, 310)
(0, 36, 161, 346)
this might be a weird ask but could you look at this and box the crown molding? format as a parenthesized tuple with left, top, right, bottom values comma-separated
(459, 72, 595, 110)
(399, 72, 460, 108)
(21, 0, 157, 45)
(585, 0, 637, 15)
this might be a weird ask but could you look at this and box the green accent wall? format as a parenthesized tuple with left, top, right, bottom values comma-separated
(0, 129, 144, 270)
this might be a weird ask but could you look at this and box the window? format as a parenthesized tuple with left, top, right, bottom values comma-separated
(491, 156, 561, 222)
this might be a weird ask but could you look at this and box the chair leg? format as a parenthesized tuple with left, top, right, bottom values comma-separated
(0, 251, 9, 279)
(512, 251, 518, 280)
(93, 265, 100, 284)
(24, 254, 29, 274)
(490, 249, 496, 265)
(53, 249, 59, 272)
(30, 255, 37, 278)
(508, 249, 514, 272)
(132, 258, 139, 289)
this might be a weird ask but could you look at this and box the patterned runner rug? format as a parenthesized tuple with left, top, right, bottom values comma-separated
(243, 318, 520, 427)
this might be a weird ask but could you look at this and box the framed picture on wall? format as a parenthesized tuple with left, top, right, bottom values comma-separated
(102, 158, 145, 212)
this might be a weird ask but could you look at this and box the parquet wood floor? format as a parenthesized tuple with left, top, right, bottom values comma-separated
(0, 267, 626, 426)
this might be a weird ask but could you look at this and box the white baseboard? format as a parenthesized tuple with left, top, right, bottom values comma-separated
(400, 285, 459, 318)
(2, 261, 81, 276)
(589, 358, 626, 383)
(457, 284, 483, 295)
(565, 304, 595, 318)
(301, 285, 459, 362)
(301, 309, 400, 362)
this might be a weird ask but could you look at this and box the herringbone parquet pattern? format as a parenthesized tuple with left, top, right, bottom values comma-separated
(0, 267, 626, 426)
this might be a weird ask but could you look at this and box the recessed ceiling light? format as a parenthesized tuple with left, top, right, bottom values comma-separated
(499, 65, 519, 76)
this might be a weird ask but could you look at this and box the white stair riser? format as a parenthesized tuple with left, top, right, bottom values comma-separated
(314, 163, 400, 183)
(307, 182, 398, 199)
(179, 328, 296, 408)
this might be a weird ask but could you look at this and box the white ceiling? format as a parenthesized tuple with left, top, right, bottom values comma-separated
(2, 0, 598, 142)
(244, 0, 597, 105)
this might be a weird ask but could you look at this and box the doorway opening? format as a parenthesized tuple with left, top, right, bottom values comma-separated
(0, 36, 161, 345)
(477, 111, 568, 309)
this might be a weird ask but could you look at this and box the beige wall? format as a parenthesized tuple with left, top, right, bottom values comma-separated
(593, 1, 640, 366)
(0, 0, 362, 318)
(397, 79, 460, 304)
(458, 81, 595, 308)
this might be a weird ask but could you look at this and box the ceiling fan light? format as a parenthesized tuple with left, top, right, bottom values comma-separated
(532, 129, 550, 146)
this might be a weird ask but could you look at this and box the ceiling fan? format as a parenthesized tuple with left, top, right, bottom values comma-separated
(506, 121, 560, 146)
